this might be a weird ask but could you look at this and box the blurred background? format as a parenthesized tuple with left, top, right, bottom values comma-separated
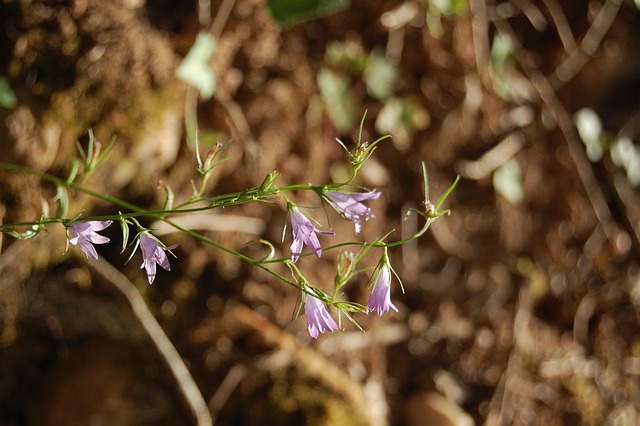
(1, 0, 640, 424)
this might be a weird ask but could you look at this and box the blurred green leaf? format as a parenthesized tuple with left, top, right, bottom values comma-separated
(425, 0, 468, 37)
(428, 0, 467, 16)
(574, 108, 605, 162)
(325, 40, 367, 73)
(489, 33, 517, 100)
(187, 129, 222, 152)
(267, 0, 350, 29)
(491, 33, 513, 71)
(176, 32, 217, 100)
(317, 68, 357, 134)
(0, 77, 17, 109)
(493, 158, 524, 204)
(611, 137, 640, 187)
(364, 49, 397, 100)
(375, 96, 430, 151)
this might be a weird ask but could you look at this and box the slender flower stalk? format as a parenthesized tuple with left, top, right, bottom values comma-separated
(289, 206, 334, 263)
(139, 231, 177, 284)
(0, 118, 460, 339)
(367, 264, 398, 316)
(68, 220, 113, 260)
(305, 293, 339, 338)
(324, 189, 380, 234)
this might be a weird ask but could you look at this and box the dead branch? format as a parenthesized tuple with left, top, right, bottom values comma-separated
(86, 256, 213, 426)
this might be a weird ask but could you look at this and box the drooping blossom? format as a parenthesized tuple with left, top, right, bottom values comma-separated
(68, 220, 113, 260)
(139, 231, 177, 284)
(324, 189, 380, 234)
(367, 264, 398, 316)
(289, 206, 334, 263)
(305, 294, 339, 339)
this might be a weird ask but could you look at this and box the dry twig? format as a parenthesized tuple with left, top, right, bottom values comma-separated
(231, 304, 378, 426)
(491, 14, 619, 247)
(549, 0, 624, 89)
(86, 256, 213, 426)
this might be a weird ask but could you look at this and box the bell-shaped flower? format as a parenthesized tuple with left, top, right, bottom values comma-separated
(289, 206, 334, 263)
(68, 220, 113, 260)
(305, 294, 339, 339)
(139, 231, 177, 284)
(324, 189, 380, 234)
(367, 264, 398, 316)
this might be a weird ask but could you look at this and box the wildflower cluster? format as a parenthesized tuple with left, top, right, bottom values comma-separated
(0, 115, 458, 339)
(67, 218, 177, 285)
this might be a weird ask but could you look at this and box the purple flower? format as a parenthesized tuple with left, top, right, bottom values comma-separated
(367, 264, 398, 316)
(305, 294, 339, 339)
(68, 220, 113, 260)
(325, 190, 380, 234)
(289, 206, 334, 263)
(139, 231, 177, 284)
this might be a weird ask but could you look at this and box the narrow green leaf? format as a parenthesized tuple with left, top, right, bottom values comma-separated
(54, 185, 69, 218)
(7, 224, 40, 240)
(434, 175, 460, 212)
(267, 0, 350, 29)
(163, 185, 174, 212)
(66, 159, 80, 184)
(119, 213, 130, 254)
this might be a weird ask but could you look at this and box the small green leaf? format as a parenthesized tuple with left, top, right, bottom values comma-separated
(490, 33, 516, 100)
(255, 239, 276, 262)
(335, 304, 366, 333)
(119, 213, 130, 254)
(163, 185, 174, 211)
(259, 171, 279, 193)
(363, 49, 397, 100)
(0, 77, 17, 109)
(434, 175, 460, 212)
(493, 159, 524, 204)
(491, 33, 514, 69)
(66, 159, 80, 184)
(325, 40, 367, 73)
(317, 68, 357, 134)
(267, 0, 350, 29)
(375, 96, 430, 151)
(7, 224, 40, 240)
(124, 235, 140, 264)
(53, 185, 69, 218)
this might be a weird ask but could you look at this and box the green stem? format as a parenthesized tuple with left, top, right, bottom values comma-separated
(164, 218, 301, 290)
(0, 162, 302, 290)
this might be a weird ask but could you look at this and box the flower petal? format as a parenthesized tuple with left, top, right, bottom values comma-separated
(325, 190, 380, 234)
(290, 237, 304, 263)
(304, 295, 338, 338)
(367, 265, 398, 316)
(138, 232, 174, 284)
(68, 220, 112, 260)
(78, 240, 99, 260)
(288, 207, 333, 262)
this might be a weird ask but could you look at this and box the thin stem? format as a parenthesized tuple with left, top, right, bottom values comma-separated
(0, 162, 457, 298)
(164, 218, 301, 290)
